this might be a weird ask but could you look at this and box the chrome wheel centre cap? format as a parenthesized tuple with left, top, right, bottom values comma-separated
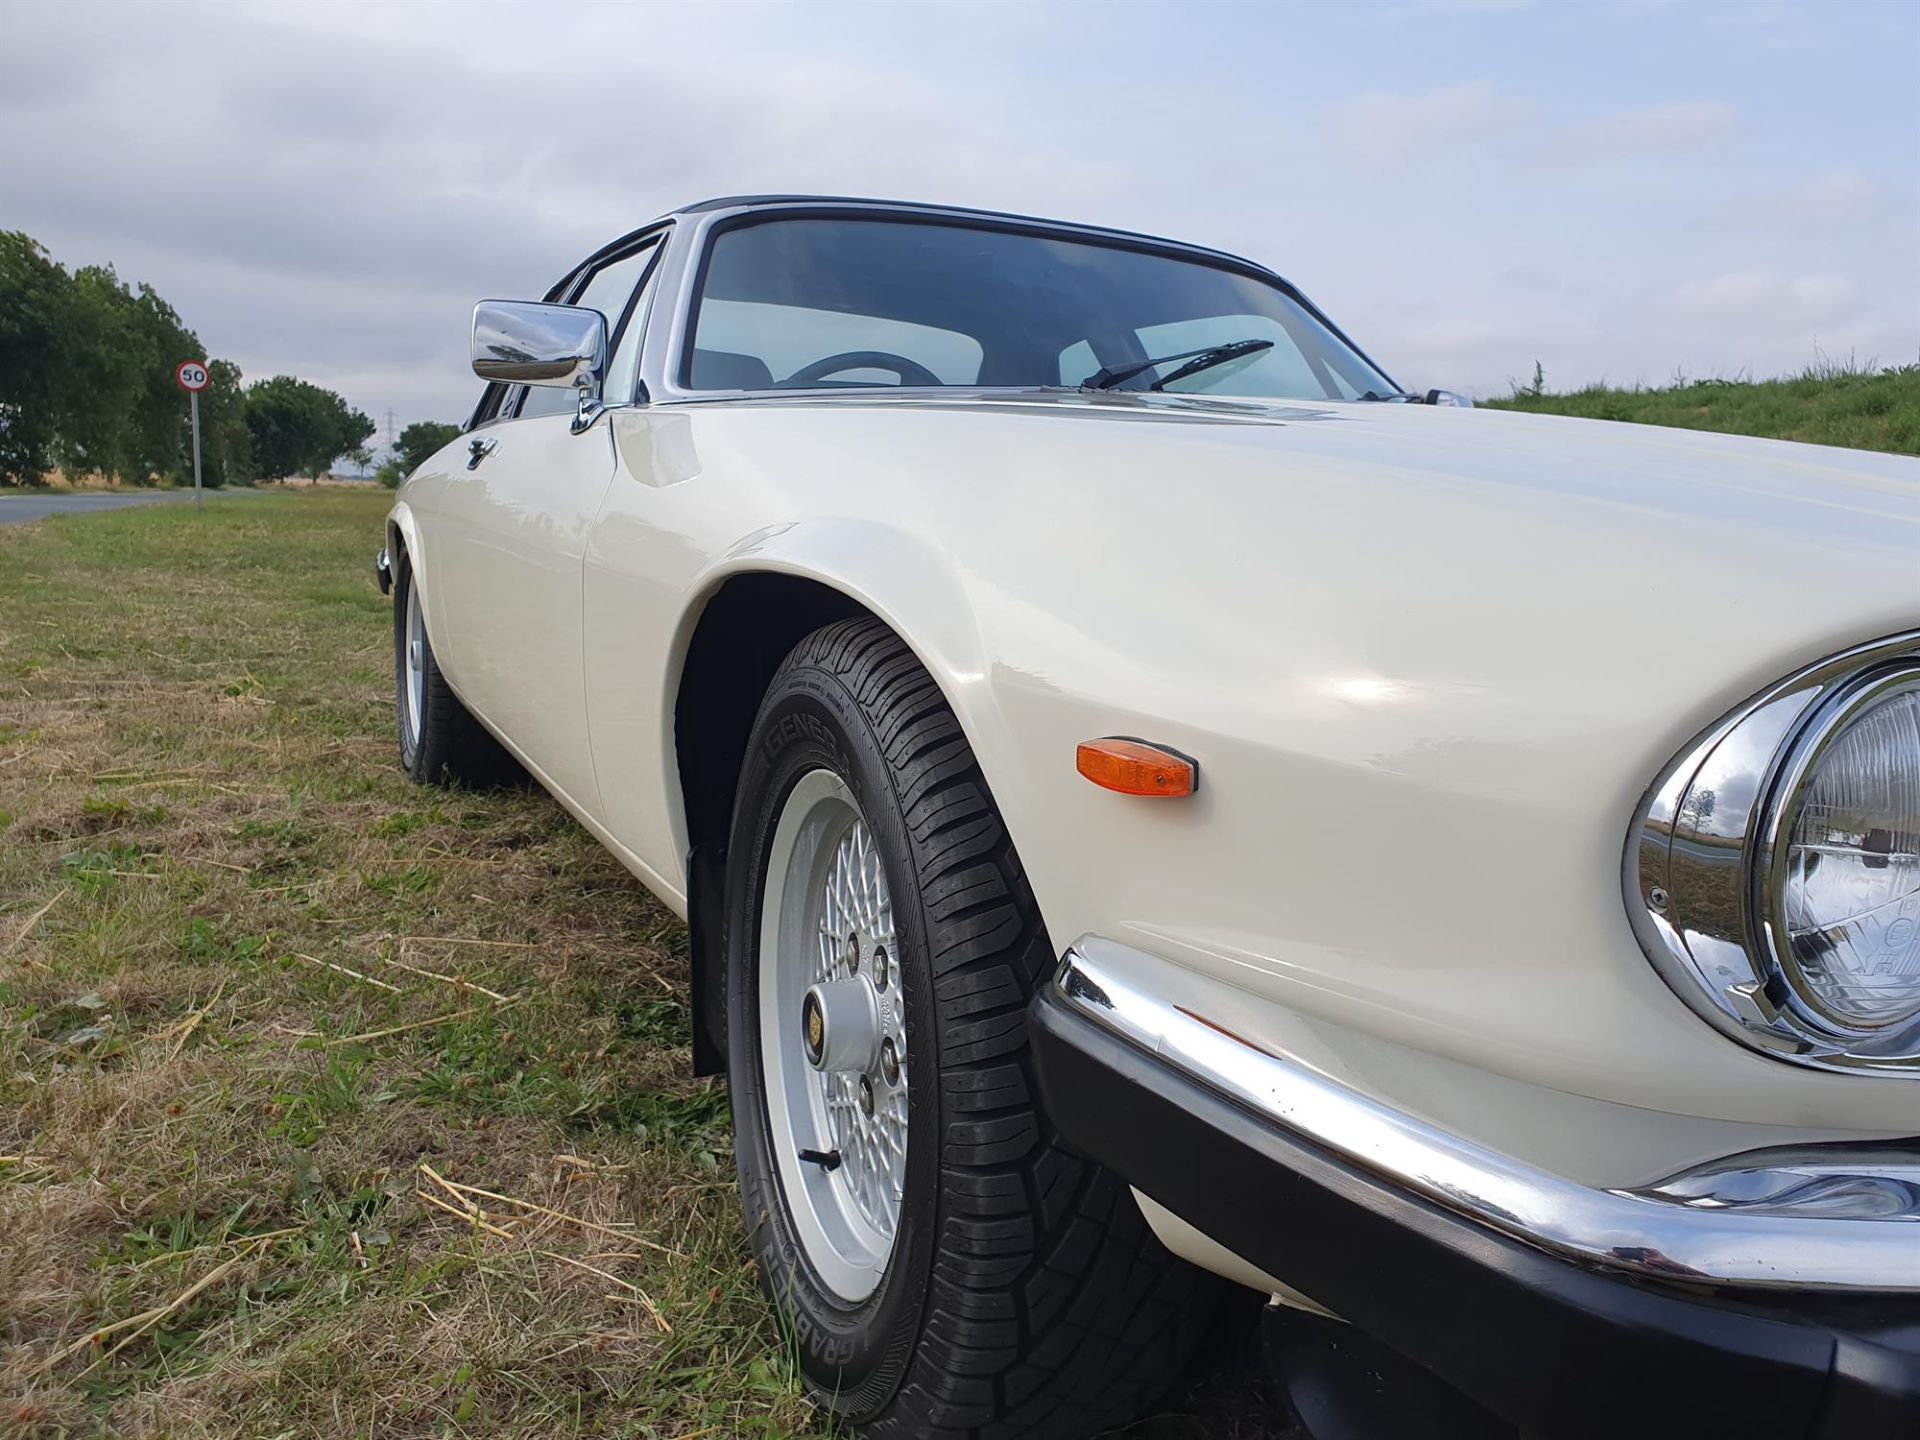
(803, 976, 883, 1073)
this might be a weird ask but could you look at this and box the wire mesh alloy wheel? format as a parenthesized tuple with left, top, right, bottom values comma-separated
(757, 768, 909, 1303)
(402, 580, 426, 750)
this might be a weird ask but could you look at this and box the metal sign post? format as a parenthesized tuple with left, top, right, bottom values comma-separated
(175, 361, 210, 509)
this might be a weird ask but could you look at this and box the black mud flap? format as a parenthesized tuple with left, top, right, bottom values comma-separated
(687, 844, 727, 1076)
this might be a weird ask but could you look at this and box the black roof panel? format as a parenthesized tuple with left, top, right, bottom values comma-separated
(662, 195, 1254, 270)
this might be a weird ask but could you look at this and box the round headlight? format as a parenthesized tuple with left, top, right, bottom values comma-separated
(1769, 672, 1920, 1032)
(1627, 635, 1920, 1073)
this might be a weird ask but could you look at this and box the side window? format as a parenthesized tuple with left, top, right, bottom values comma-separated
(517, 241, 658, 421)
(603, 245, 665, 406)
(468, 382, 510, 431)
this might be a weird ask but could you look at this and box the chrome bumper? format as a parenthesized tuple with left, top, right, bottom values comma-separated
(1055, 940, 1920, 1293)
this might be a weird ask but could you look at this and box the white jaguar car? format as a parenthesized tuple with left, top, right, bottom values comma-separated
(380, 196, 1920, 1440)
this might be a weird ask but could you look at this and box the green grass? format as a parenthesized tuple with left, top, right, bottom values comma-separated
(1484, 359, 1920, 455)
(0, 491, 1281, 1439)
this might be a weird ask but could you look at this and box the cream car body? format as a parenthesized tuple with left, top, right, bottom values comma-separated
(400, 393, 1920, 1160)
(388, 197, 1920, 1434)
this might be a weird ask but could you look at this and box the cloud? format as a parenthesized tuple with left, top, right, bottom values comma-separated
(1546, 101, 1738, 163)
(1652, 267, 1917, 384)
(0, 0, 1911, 422)
(1332, 83, 1533, 171)
(0, 1, 1146, 422)
(1775, 170, 1878, 215)
(1381, 0, 1533, 17)
(1676, 269, 1860, 324)
(1494, 266, 1563, 293)
(1715, 169, 1883, 231)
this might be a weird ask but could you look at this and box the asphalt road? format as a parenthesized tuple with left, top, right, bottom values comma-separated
(0, 491, 220, 525)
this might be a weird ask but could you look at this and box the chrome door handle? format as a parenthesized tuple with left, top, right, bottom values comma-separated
(467, 436, 498, 469)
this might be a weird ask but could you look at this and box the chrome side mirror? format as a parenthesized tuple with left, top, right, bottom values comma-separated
(471, 300, 607, 432)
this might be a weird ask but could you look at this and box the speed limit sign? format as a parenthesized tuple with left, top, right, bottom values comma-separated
(176, 360, 211, 508)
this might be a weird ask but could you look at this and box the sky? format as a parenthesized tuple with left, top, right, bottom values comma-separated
(3, 0, 1916, 432)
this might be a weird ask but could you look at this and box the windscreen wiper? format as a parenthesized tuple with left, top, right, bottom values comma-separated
(1082, 338, 1274, 392)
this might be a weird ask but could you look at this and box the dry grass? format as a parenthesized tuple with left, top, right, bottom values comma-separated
(0, 490, 1287, 1439)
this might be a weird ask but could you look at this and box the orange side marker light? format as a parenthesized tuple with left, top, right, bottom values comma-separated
(1075, 738, 1198, 798)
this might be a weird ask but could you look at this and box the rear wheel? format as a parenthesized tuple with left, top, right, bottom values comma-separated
(725, 617, 1229, 1439)
(391, 551, 518, 787)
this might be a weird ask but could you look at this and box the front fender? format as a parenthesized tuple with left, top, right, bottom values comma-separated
(679, 516, 999, 762)
(385, 450, 459, 660)
(383, 501, 436, 639)
(663, 521, 1060, 1079)
(675, 519, 1094, 914)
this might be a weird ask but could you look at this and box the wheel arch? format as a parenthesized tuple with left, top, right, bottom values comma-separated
(384, 503, 438, 643)
(670, 537, 1001, 1075)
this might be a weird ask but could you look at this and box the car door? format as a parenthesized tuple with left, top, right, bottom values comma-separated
(426, 233, 665, 812)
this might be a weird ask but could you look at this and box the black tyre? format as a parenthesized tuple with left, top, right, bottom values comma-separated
(725, 617, 1228, 1439)
(392, 551, 517, 787)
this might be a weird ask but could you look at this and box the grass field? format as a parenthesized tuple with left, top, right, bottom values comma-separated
(1484, 360, 1920, 455)
(0, 491, 1279, 1439)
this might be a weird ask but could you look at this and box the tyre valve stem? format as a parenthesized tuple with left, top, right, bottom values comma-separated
(799, 1148, 842, 1172)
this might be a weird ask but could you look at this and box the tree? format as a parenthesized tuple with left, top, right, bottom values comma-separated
(378, 419, 460, 488)
(34, 259, 207, 486)
(245, 375, 374, 480)
(0, 232, 74, 484)
(54, 267, 203, 484)
(54, 263, 144, 480)
(0, 231, 361, 489)
(195, 359, 253, 488)
(398, 420, 460, 473)
(123, 283, 203, 483)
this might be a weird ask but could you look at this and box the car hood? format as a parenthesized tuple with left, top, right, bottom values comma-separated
(719, 385, 1920, 530)
(688, 386, 1919, 752)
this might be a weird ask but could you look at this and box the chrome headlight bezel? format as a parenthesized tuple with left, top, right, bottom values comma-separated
(1626, 631, 1920, 1073)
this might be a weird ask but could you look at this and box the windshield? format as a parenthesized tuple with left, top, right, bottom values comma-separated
(684, 216, 1394, 401)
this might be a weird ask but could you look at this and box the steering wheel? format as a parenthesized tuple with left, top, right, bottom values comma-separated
(782, 350, 943, 388)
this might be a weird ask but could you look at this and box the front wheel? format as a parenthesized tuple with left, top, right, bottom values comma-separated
(725, 618, 1228, 1439)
